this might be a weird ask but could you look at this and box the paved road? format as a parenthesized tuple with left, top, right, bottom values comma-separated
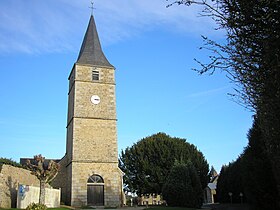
(203, 204, 252, 210)
(82, 207, 146, 210)
(80, 204, 251, 210)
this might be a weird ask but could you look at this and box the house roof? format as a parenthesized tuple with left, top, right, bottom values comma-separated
(210, 175, 219, 184)
(76, 15, 114, 68)
(208, 182, 217, 190)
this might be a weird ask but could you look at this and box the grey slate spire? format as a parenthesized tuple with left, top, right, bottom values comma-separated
(76, 15, 114, 68)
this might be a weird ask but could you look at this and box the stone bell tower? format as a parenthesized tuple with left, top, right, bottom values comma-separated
(61, 14, 123, 207)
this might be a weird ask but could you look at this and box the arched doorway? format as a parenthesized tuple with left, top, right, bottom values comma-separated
(87, 175, 104, 206)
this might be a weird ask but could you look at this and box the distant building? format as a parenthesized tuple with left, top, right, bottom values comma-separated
(204, 173, 218, 203)
(138, 194, 163, 206)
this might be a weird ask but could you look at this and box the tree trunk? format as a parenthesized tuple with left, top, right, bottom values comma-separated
(39, 179, 46, 205)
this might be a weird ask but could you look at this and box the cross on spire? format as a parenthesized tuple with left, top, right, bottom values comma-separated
(89, 1, 96, 15)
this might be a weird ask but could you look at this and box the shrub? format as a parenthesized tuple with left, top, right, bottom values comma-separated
(0, 157, 23, 168)
(162, 162, 203, 208)
(26, 203, 47, 210)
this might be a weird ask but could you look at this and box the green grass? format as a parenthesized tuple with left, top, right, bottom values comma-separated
(0, 206, 204, 210)
(144, 207, 202, 210)
(78, 206, 95, 209)
(0, 208, 72, 210)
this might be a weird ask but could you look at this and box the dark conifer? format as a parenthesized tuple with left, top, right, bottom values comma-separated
(119, 132, 209, 195)
(162, 162, 203, 208)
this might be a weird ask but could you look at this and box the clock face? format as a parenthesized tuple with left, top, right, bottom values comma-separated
(91, 95, 100, 105)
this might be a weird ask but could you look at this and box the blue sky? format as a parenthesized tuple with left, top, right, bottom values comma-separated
(0, 0, 253, 172)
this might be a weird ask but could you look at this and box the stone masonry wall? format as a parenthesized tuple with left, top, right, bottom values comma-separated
(72, 118, 118, 162)
(74, 81, 116, 119)
(66, 65, 117, 164)
(51, 156, 68, 204)
(17, 185, 61, 208)
(64, 63, 121, 206)
(73, 65, 116, 121)
(71, 162, 122, 207)
(0, 164, 39, 208)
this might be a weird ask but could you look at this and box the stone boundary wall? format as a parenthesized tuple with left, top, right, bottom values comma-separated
(51, 155, 68, 203)
(17, 185, 61, 208)
(0, 164, 39, 208)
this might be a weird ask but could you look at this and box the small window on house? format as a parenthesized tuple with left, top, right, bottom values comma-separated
(92, 70, 99, 81)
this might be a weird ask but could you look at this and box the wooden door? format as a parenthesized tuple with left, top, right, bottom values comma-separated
(87, 185, 104, 206)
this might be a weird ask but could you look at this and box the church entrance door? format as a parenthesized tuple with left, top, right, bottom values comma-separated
(87, 185, 104, 206)
(87, 175, 104, 206)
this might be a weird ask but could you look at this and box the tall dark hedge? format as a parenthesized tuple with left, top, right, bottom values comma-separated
(217, 160, 245, 204)
(169, 0, 280, 204)
(241, 119, 279, 210)
(216, 118, 279, 209)
(162, 162, 203, 208)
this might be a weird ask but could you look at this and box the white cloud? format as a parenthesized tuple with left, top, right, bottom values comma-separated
(186, 86, 230, 98)
(0, 0, 218, 54)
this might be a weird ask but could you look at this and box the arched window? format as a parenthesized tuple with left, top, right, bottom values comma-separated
(87, 174, 104, 206)
(87, 174, 104, 184)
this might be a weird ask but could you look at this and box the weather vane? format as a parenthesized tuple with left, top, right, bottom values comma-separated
(89, 1, 96, 15)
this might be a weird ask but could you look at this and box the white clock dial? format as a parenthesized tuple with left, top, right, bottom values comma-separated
(91, 95, 100, 105)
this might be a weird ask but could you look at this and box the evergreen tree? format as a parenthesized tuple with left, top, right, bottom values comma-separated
(119, 132, 209, 195)
(216, 159, 245, 204)
(209, 166, 218, 181)
(241, 118, 278, 209)
(216, 166, 229, 203)
(217, 118, 279, 209)
(162, 162, 203, 208)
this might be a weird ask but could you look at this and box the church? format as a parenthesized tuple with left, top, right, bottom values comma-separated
(52, 14, 124, 207)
